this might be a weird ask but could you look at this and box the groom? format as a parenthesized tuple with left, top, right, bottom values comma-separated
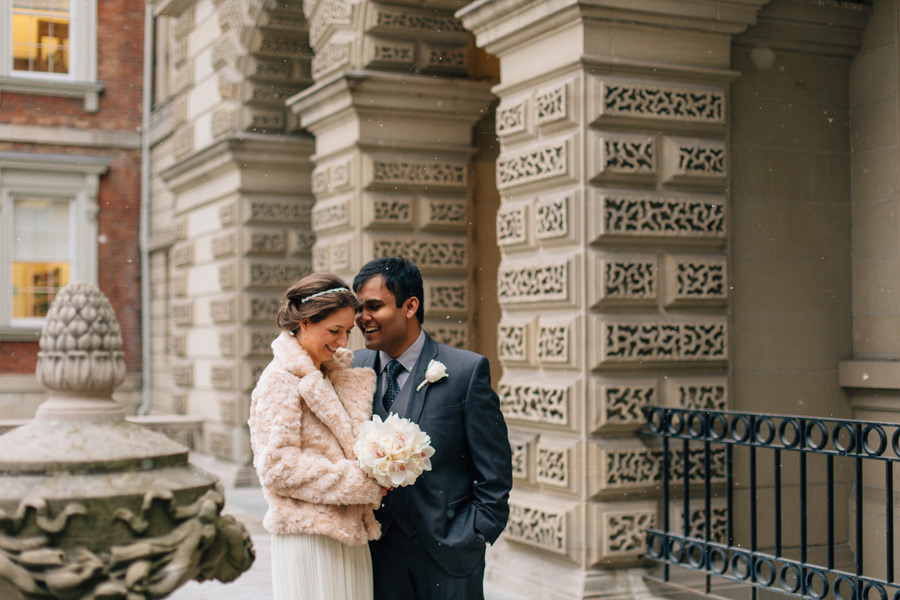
(352, 256, 513, 600)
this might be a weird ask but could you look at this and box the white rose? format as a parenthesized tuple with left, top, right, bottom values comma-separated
(416, 360, 449, 391)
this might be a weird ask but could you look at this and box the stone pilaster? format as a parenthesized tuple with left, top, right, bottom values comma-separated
(149, 0, 317, 484)
(289, 0, 492, 344)
(458, 1, 766, 598)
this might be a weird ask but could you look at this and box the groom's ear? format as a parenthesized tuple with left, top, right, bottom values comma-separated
(403, 296, 419, 321)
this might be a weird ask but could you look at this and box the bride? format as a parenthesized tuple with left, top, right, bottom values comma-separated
(249, 273, 387, 599)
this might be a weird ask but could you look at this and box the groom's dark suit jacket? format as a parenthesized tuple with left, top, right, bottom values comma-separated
(353, 332, 513, 577)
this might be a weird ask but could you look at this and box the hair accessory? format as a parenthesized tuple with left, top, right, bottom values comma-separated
(301, 287, 350, 303)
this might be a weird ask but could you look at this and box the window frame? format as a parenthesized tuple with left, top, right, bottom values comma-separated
(0, 0, 102, 112)
(0, 152, 108, 340)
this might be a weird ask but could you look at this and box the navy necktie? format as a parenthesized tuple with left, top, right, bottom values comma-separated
(383, 359, 402, 412)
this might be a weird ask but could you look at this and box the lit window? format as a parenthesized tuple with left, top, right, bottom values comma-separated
(0, 153, 107, 336)
(11, 0, 70, 75)
(11, 197, 71, 322)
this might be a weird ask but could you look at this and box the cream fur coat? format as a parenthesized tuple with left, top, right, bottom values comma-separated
(248, 331, 382, 546)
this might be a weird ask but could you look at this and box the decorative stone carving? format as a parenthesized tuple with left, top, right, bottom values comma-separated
(600, 507, 657, 558)
(594, 80, 725, 125)
(535, 82, 571, 127)
(212, 365, 236, 390)
(219, 262, 237, 290)
(172, 363, 194, 387)
(419, 44, 468, 72)
(509, 432, 536, 483)
(497, 204, 529, 247)
(171, 272, 188, 297)
(312, 41, 351, 78)
(219, 202, 237, 226)
(312, 197, 352, 232)
(598, 446, 726, 494)
(248, 199, 311, 225)
(664, 255, 727, 306)
(506, 498, 569, 557)
(246, 262, 311, 289)
(172, 242, 193, 267)
(594, 194, 726, 242)
(425, 281, 467, 315)
(312, 159, 353, 196)
(211, 297, 236, 323)
(429, 324, 467, 349)
(369, 158, 467, 188)
(0, 283, 254, 598)
(536, 439, 572, 489)
(170, 333, 187, 357)
(594, 256, 658, 306)
(661, 137, 726, 185)
(366, 7, 468, 38)
(173, 127, 193, 159)
(597, 319, 728, 365)
(591, 379, 657, 433)
(497, 99, 528, 137)
(219, 331, 236, 357)
(665, 377, 727, 410)
(244, 229, 287, 256)
(537, 322, 571, 365)
(497, 140, 569, 189)
(498, 380, 570, 427)
(364, 193, 413, 228)
(289, 231, 316, 256)
(172, 301, 193, 326)
(246, 295, 281, 325)
(498, 260, 570, 304)
(371, 238, 466, 270)
(420, 196, 466, 230)
(365, 39, 416, 67)
(498, 320, 532, 364)
(592, 134, 655, 181)
(212, 232, 237, 257)
(535, 194, 571, 242)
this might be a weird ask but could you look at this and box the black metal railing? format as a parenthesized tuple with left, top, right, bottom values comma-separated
(642, 406, 900, 600)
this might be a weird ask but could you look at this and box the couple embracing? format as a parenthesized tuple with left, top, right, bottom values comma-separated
(248, 256, 514, 599)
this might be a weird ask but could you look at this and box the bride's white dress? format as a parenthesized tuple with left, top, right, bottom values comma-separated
(271, 533, 373, 600)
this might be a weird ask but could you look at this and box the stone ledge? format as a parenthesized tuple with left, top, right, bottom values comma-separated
(839, 359, 900, 390)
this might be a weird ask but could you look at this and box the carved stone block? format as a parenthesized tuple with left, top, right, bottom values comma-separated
(589, 377, 658, 434)
(496, 97, 529, 138)
(591, 133, 656, 183)
(172, 242, 193, 267)
(668, 498, 728, 544)
(536, 316, 580, 368)
(245, 261, 311, 290)
(364, 38, 416, 68)
(172, 300, 193, 326)
(505, 493, 576, 560)
(243, 228, 287, 256)
(211, 297, 236, 323)
(535, 435, 577, 493)
(592, 79, 726, 126)
(371, 237, 466, 271)
(664, 376, 727, 411)
(592, 254, 659, 308)
(429, 323, 467, 349)
(171, 272, 188, 297)
(425, 280, 467, 316)
(245, 295, 281, 325)
(211, 232, 237, 258)
(498, 378, 576, 429)
(661, 136, 726, 187)
(497, 203, 530, 248)
(367, 157, 467, 189)
(509, 431, 537, 484)
(535, 191, 576, 245)
(219, 262, 237, 290)
(497, 138, 572, 190)
(288, 231, 316, 256)
(593, 501, 658, 564)
(592, 192, 726, 244)
(663, 254, 727, 307)
(313, 41, 352, 78)
(419, 195, 466, 231)
(313, 197, 352, 233)
(498, 257, 576, 306)
(219, 331, 236, 357)
(247, 198, 312, 225)
(594, 318, 728, 367)
(417, 43, 468, 73)
(212, 364, 236, 390)
(591, 442, 726, 497)
(534, 79, 576, 131)
(312, 158, 353, 196)
(170, 333, 187, 357)
(363, 193, 414, 229)
(497, 318, 534, 365)
(247, 329, 276, 358)
(219, 202, 237, 226)
(172, 362, 193, 387)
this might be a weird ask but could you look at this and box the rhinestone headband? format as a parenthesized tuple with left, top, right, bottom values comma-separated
(301, 287, 350, 303)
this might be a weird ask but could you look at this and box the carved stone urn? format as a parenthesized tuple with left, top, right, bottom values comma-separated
(0, 283, 254, 599)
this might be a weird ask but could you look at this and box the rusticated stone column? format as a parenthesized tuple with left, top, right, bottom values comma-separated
(457, 1, 766, 598)
(0, 282, 254, 599)
(287, 0, 493, 347)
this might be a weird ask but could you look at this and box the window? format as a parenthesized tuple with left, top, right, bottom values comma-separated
(0, 0, 101, 111)
(0, 152, 108, 337)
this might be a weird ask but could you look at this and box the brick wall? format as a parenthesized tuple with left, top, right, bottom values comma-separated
(0, 1, 145, 376)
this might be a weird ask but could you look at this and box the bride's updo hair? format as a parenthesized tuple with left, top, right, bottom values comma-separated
(277, 273, 360, 333)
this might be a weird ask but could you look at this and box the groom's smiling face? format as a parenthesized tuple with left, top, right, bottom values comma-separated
(355, 275, 419, 358)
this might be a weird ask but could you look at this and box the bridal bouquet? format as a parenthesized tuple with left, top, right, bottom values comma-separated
(354, 413, 435, 488)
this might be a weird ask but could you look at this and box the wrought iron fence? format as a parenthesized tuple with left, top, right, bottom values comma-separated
(642, 406, 900, 600)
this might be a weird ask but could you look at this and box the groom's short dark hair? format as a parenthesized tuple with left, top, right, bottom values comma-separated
(353, 256, 425, 324)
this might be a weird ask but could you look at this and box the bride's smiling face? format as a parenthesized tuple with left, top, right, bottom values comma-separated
(297, 306, 356, 368)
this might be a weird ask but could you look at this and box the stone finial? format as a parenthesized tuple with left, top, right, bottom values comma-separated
(34, 282, 127, 421)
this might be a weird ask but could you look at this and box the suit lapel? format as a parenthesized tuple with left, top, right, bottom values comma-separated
(395, 334, 439, 423)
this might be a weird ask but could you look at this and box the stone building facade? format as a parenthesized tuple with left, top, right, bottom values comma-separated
(0, 0, 145, 417)
(141, 0, 900, 597)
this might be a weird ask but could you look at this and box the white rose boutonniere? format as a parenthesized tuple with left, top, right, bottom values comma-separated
(416, 359, 448, 391)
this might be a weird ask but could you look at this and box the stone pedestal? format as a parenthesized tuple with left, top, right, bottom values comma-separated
(0, 283, 254, 599)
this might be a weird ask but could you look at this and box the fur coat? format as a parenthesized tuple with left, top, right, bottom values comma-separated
(248, 331, 382, 546)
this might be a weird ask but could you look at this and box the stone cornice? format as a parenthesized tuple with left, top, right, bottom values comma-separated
(287, 69, 495, 136)
(457, 0, 772, 56)
(158, 133, 314, 193)
(734, 0, 871, 57)
(0, 124, 141, 150)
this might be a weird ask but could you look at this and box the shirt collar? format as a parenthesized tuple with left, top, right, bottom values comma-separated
(379, 329, 426, 374)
